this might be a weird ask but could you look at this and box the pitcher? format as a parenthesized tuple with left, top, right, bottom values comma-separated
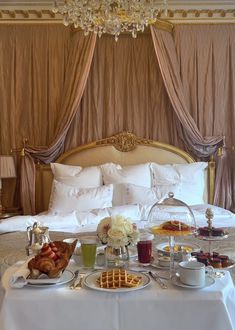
(26, 222, 50, 255)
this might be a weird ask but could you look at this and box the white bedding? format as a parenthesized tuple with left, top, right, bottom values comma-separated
(0, 204, 234, 234)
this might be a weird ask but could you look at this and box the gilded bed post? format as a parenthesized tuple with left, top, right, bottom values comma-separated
(208, 154, 216, 205)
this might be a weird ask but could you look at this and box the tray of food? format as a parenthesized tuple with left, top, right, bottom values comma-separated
(156, 242, 201, 255)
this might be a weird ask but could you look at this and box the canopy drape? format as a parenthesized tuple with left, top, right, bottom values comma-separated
(150, 26, 232, 208)
(22, 30, 96, 214)
(173, 25, 235, 209)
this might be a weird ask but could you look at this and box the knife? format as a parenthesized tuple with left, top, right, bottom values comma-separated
(69, 270, 80, 289)
(149, 271, 168, 289)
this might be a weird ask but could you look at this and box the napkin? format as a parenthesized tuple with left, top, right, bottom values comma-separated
(9, 258, 32, 289)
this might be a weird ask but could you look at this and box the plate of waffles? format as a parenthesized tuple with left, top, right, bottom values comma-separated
(84, 268, 150, 292)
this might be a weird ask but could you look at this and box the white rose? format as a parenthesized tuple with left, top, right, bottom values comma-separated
(111, 216, 125, 230)
(108, 228, 126, 241)
(123, 220, 134, 235)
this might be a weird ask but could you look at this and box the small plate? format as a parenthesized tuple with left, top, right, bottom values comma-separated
(171, 274, 215, 289)
(27, 269, 74, 287)
(156, 242, 201, 256)
(84, 269, 150, 292)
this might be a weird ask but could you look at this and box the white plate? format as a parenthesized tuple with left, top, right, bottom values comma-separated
(27, 269, 74, 287)
(171, 274, 215, 289)
(156, 242, 201, 255)
(84, 269, 150, 292)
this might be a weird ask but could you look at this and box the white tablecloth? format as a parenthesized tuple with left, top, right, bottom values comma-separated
(0, 261, 235, 330)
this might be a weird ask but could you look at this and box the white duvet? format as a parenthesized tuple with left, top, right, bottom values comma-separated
(0, 204, 234, 234)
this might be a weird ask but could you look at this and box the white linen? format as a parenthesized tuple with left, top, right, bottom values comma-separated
(113, 183, 158, 206)
(9, 259, 31, 288)
(49, 181, 113, 213)
(1, 262, 235, 330)
(0, 204, 234, 234)
(101, 163, 152, 190)
(150, 162, 208, 205)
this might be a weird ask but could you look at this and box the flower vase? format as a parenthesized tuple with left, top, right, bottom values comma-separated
(105, 245, 129, 268)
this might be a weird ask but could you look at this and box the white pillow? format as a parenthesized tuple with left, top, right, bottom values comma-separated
(51, 163, 82, 177)
(150, 162, 208, 205)
(101, 163, 151, 188)
(51, 163, 102, 188)
(112, 183, 158, 206)
(49, 180, 113, 213)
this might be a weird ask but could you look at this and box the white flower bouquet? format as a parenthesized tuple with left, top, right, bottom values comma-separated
(97, 215, 140, 249)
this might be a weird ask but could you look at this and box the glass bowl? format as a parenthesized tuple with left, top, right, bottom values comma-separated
(148, 192, 197, 237)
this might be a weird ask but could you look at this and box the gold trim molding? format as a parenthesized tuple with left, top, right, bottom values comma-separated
(0, 8, 234, 23)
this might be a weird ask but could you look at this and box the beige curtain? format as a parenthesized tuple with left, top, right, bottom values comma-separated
(150, 26, 230, 208)
(65, 33, 182, 149)
(22, 30, 97, 214)
(0, 24, 71, 208)
(173, 24, 235, 209)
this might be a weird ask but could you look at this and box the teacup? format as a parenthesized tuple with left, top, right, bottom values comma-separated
(178, 261, 213, 286)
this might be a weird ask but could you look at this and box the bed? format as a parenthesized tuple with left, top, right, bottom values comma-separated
(35, 131, 215, 213)
(0, 132, 235, 278)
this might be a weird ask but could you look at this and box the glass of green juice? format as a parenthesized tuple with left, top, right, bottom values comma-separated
(79, 236, 98, 269)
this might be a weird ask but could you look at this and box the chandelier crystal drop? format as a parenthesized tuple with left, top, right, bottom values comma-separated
(53, 0, 168, 41)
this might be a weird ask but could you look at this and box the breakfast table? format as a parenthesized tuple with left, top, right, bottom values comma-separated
(0, 259, 235, 330)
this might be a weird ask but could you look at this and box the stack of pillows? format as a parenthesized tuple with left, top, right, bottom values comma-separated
(48, 162, 208, 215)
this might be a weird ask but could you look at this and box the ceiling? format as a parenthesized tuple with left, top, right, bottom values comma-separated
(0, 1, 234, 23)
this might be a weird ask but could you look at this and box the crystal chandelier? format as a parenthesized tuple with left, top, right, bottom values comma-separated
(53, 0, 168, 41)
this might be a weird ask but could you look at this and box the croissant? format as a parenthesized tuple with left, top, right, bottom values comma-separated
(28, 240, 77, 279)
(34, 257, 55, 273)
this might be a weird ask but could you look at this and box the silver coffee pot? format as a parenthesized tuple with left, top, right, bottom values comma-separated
(26, 222, 50, 255)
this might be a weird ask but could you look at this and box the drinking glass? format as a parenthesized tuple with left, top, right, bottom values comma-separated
(79, 236, 98, 269)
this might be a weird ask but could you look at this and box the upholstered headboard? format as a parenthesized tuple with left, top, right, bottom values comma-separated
(35, 132, 215, 213)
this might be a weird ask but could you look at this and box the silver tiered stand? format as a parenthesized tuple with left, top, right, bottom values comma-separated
(197, 208, 229, 255)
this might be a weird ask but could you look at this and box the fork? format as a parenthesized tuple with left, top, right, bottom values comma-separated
(69, 270, 80, 289)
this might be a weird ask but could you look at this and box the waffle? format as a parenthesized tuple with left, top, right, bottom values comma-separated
(97, 269, 142, 289)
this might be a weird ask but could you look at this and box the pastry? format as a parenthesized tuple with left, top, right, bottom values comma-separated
(196, 255, 210, 266)
(212, 228, 225, 237)
(209, 258, 222, 268)
(151, 221, 194, 236)
(28, 240, 77, 279)
(198, 227, 211, 236)
(219, 255, 230, 267)
(193, 250, 232, 268)
(198, 226, 226, 237)
(97, 269, 142, 289)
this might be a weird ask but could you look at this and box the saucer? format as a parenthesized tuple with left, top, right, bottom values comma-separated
(171, 274, 215, 289)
